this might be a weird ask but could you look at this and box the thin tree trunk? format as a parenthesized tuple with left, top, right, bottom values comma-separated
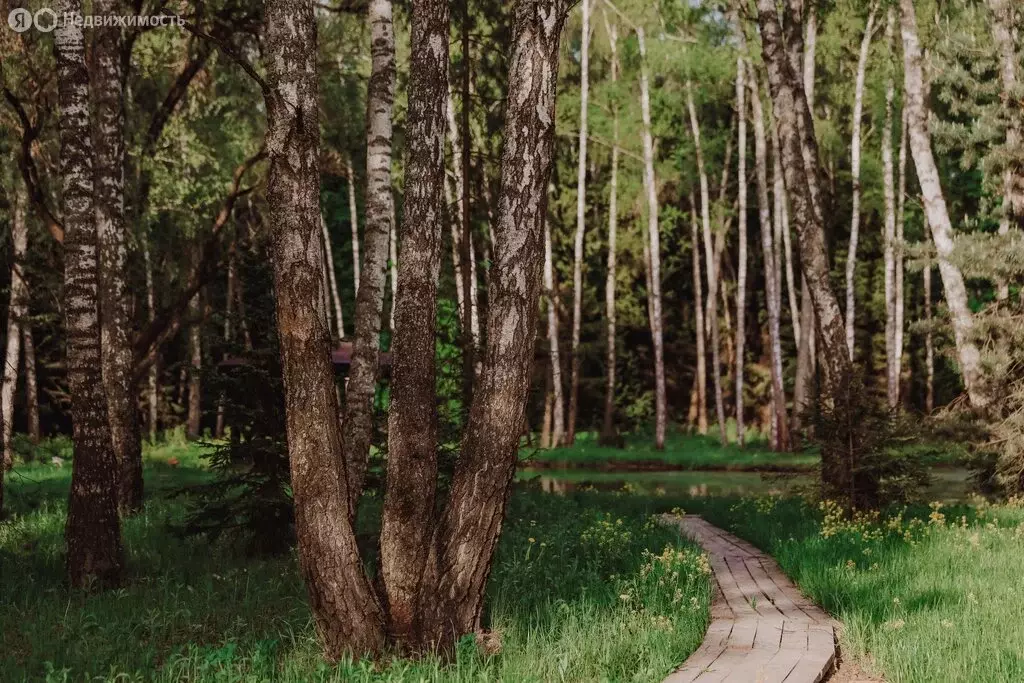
(57, 0, 123, 588)
(459, 0, 476, 396)
(215, 245, 237, 438)
(756, 0, 850, 410)
(389, 200, 399, 334)
(688, 82, 727, 445)
(845, 6, 877, 360)
(380, 0, 449, 645)
(263, 0, 384, 658)
(748, 66, 791, 452)
(22, 325, 38, 444)
(143, 239, 159, 442)
(2, 183, 27, 472)
(690, 201, 708, 436)
(321, 215, 346, 338)
(735, 50, 749, 447)
(543, 216, 565, 447)
(895, 104, 908, 390)
(900, 0, 989, 409)
(803, 1, 818, 109)
(925, 228, 934, 413)
(638, 26, 667, 450)
(186, 251, 202, 440)
(600, 14, 619, 446)
(541, 355, 553, 449)
(347, 155, 361, 296)
(421, 2, 569, 650)
(988, 0, 1020, 299)
(94, 0, 144, 511)
(883, 7, 899, 408)
(567, 0, 590, 446)
(341, 0, 396, 519)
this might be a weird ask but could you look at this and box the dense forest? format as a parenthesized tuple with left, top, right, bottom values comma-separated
(0, 0, 1022, 670)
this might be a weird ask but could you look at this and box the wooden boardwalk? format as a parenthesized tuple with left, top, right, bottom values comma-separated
(662, 515, 838, 683)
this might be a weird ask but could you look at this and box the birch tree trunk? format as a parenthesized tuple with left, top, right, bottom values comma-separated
(690, 202, 708, 436)
(93, 0, 143, 511)
(900, 0, 990, 409)
(883, 7, 899, 408)
(143, 239, 159, 442)
(22, 325, 38, 444)
(186, 259, 202, 440)
(748, 67, 791, 451)
(688, 82, 727, 445)
(57, 0, 123, 588)
(321, 215, 346, 338)
(389, 201, 399, 334)
(263, 0, 384, 658)
(347, 155, 361, 295)
(756, 0, 850, 409)
(543, 216, 565, 447)
(896, 105, 908, 388)
(638, 26, 667, 450)
(2, 183, 27, 472)
(341, 0, 396, 518)
(925, 229, 934, 413)
(845, 7, 877, 361)
(568, 0, 590, 446)
(735, 53, 749, 447)
(215, 246, 237, 438)
(600, 15, 619, 446)
(988, 0, 1021, 300)
(421, 1, 569, 650)
(380, 0, 449, 645)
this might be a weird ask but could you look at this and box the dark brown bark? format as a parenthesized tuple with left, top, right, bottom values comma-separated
(263, 0, 384, 658)
(57, 0, 124, 588)
(341, 0, 397, 519)
(380, 0, 450, 645)
(93, 0, 143, 511)
(756, 0, 850, 407)
(420, 0, 569, 651)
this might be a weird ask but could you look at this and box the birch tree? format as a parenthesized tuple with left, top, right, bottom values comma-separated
(1, 183, 27, 475)
(845, 6, 877, 360)
(687, 81, 727, 444)
(543, 215, 565, 447)
(600, 12, 619, 446)
(883, 7, 900, 408)
(57, 0, 124, 588)
(321, 216, 346, 338)
(900, 0, 989, 409)
(690, 201, 708, 436)
(341, 0, 396, 516)
(347, 155, 361, 295)
(734, 50, 749, 447)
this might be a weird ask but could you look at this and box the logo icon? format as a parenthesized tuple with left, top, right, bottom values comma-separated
(7, 8, 32, 32)
(33, 8, 57, 33)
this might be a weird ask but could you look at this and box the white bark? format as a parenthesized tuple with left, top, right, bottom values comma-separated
(602, 12, 619, 442)
(637, 26, 667, 450)
(2, 183, 28, 469)
(900, 0, 989, 409)
(321, 215, 346, 338)
(690, 201, 708, 436)
(883, 7, 899, 408)
(845, 6, 877, 360)
(347, 155, 361, 296)
(544, 216, 565, 448)
(735, 52, 749, 446)
(389, 199, 398, 333)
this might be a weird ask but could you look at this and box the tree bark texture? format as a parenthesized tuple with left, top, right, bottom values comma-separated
(2, 182, 27, 474)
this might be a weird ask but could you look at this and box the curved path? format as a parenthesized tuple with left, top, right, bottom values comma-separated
(662, 515, 838, 683)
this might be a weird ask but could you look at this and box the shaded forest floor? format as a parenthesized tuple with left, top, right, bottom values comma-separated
(0, 439, 711, 682)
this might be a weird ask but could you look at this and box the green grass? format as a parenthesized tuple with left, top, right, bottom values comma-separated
(679, 493, 1024, 682)
(0, 440, 711, 682)
(522, 430, 820, 472)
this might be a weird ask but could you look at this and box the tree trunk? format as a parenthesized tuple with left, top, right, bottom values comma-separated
(543, 216, 565, 447)
(690, 202, 708, 436)
(600, 16, 619, 447)
(988, 0, 1020, 299)
(803, 1, 818, 109)
(321, 215, 346, 338)
(143, 239, 159, 442)
(93, 0, 144, 511)
(925, 228, 934, 413)
(748, 67, 791, 452)
(687, 82, 728, 445)
(756, 0, 850, 410)
(883, 7, 899, 409)
(347, 155, 361, 296)
(380, 0, 449, 646)
(2, 182, 27, 472)
(389, 200, 399, 334)
(420, 1, 569, 650)
(900, 0, 989, 409)
(735, 52, 749, 447)
(568, 0, 590, 446)
(896, 104, 908, 392)
(638, 26, 667, 450)
(57, 0, 124, 588)
(341, 0, 396, 519)
(459, 0, 477, 397)
(23, 325, 39, 444)
(263, 0, 384, 658)
(186, 253, 202, 440)
(845, 6, 877, 361)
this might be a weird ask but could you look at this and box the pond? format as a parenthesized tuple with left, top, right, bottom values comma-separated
(517, 467, 978, 502)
